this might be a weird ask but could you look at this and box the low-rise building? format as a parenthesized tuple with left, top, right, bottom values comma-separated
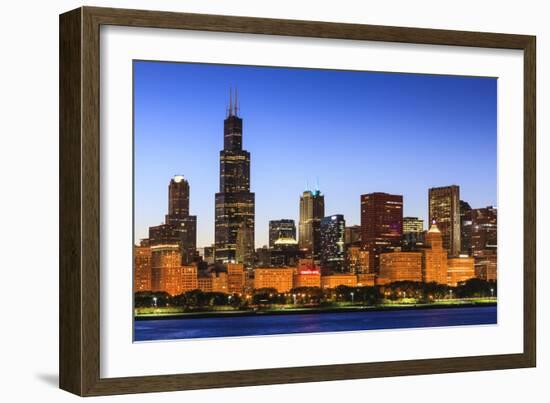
(475, 250, 497, 282)
(379, 251, 422, 284)
(321, 274, 357, 289)
(447, 256, 475, 286)
(293, 267, 321, 288)
(227, 263, 246, 294)
(163, 265, 198, 296)
(134, 244, 152, 292)
(211, 271, 228, 293)
(356, 273, 376, 287)
(254, 267, 294, 293)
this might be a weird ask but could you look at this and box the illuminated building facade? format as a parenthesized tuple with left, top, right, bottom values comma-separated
(403, 217, 424, 234)
(198, 274, 213, 292)
(320, 214, 346, 273)
(428, 185, 461, 257)
(269, 219, 296, 248)
(150, 244, 198, 295)
(379, 251, 422, 284)
(422, 223, 448, 284)
(211, 271, 229, 293)
(227, 263, 246, 294)
(254, 267, 294, 292)
(360, 192, 403, 272)
(215, 89, 255, 264)
(150, 244, 180, 291)
(299, 189, 325, 260)
(346, 246, 370, 274)
(134, 244, 152, 291)
(293, 267, 321, 288)
(357, 273, 376, 287)
(162, 265, 198, 296)
(298, 258, 316, 270)
(447, 256, 475, 286)
(320, 274, 358, 289)
(402, 216, 425, 251)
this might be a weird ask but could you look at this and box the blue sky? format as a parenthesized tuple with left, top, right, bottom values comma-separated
(134, 61, 497, 248)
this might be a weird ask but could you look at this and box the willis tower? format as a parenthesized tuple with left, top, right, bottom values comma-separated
(215, 89, 255, 265)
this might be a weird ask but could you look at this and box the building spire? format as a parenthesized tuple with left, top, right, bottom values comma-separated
(234, 87, 239, 116)
(228, 87, 233, 117)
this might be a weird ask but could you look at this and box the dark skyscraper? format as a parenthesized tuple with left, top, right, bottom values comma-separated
(320, 214, 346, 273)
(344, 225, 361, 247)
(471, 206, 497, 256)
(149, 175, 197, 265)
(269, 219, 296, 248)
(215, 90, 255, 264)
(299, 189, 325, 261)
(460, 200, 473, 255)
(428, 185, 461, 257)
(360, 192, 403, 271)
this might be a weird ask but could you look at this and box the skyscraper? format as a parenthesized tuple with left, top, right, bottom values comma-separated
(428, 185, 461, 257)
(149, 175, 197, 265)
(166, 176, 197, 264)
(360, 192, 403, 272)
(471, 206, 497, 256)
(236, 222, 254, 267)
(403, 217, 424, 234)
(269, 219, 296, 248)
(402, 216, 425, 251)
(215, 89, 255, 264)
(344, 225, 361, 247)
(460, 200, 473, 255)
(298, 189, 325, 260)
(320, 214, 346, 272)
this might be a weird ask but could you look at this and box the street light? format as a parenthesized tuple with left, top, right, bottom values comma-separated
(350, 292, 355, 304)
(490, 288, 494, 298)
(152, 297, 157, 308)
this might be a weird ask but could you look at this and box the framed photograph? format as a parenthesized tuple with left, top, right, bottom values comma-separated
(59, 6, 536, 396)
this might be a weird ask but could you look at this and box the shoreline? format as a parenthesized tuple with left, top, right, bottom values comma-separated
(134, 301, 497, 321)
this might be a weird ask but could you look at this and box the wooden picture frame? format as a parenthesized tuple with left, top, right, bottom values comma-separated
(59, 6, 536, 396)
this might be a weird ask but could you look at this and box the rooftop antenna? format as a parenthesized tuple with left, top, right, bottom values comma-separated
(315, 177, 320, 192)
(228, 87, 233, 117)
(305, 179, 309, 192)
(234, 87, 239, 116)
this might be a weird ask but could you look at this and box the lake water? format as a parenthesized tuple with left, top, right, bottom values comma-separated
(134, 306, 497, 341)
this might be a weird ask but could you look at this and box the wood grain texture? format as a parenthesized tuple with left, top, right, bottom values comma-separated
(59, 8, 82, 396)
(59, 6, 537, 396)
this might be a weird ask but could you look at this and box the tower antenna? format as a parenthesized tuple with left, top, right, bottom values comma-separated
(234, 87, 239, 116)
(228, 87, 233, 117)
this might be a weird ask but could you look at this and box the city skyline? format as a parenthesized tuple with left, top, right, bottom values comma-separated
(134, 61, 497, 248)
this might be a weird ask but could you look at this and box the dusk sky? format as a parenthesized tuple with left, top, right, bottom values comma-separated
(134, 61, 497, 248)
